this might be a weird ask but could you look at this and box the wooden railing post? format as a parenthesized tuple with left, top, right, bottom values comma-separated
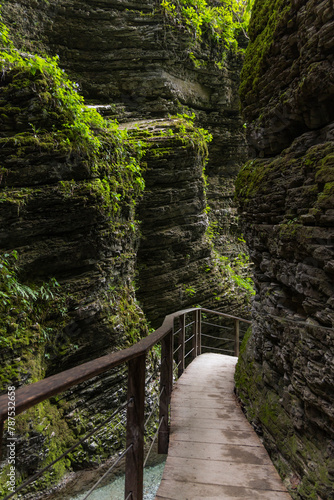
(178, 314, 185, 377)
(158, 329, 173, 454)
(234, 319, 240, 357)
(197, 309, 202, 355)
(191, 310, 197, 361)
(125, 354, 146, 500)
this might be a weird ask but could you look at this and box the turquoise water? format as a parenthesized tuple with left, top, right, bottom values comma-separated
(70, 461, 165, 500)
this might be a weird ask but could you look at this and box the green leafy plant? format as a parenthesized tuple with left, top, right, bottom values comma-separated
(0, 4, 10, 47)
(161, 0, 255, 55)
(0, 251, 58, 307)
(173, 112, 212, 157)
(184, 285, 196, 298)
(0, 251, 62, 350)
(219, 253, 255, 295)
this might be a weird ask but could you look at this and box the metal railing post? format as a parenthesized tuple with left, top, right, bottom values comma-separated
(234, 319, 240, 357)
(158, 328, 173, 454)
(178, 314, 185, 377)
(191, 310, 198, 361)
(197, 309, 202, 355)
(125, 354, 146, 500)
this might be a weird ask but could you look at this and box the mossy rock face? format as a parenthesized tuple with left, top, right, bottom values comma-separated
(0, 1, 252, 496)
(239, 0, 292, 105)
(2, 0, 250, 312)
(235, 327, 334, 500)
(0, 55, 151, 496)
(241, 0, 334, 157)
(236, 0, 334, 498)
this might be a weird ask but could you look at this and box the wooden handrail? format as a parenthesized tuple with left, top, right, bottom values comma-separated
(0, 307, 196, 422)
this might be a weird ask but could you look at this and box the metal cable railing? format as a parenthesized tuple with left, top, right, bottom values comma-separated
(200, 309, 251, 357)
(202, 332, 232, 342)
(201, 344, 234, 354)
(173, 327, 182, 337)
(144, 417, 164, 468)
(145, 387, 165, 430)
(81, 444, 133, 500)
(173, 343, 182, 355)
(184, 347, 195, 358)
(145, 362, 161, 386)
(2, 398, 131, 500)
(185, 334, 195, 344)
(201, 320, 232, 330)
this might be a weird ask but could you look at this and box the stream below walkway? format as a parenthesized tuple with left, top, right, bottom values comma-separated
(69, 460, 166, 500)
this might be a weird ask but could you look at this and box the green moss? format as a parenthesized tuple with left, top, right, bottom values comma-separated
(0, 262, 152, 495)
(315, 182, 334, 209)
(235, 326, 334, 499)
(108, 285, 149, 346)
(0, 15, 147, 199)
(0, 398, 74, 497)
(239, 0, 292, 103)
(236, 142, 334, 223)
(0, 63, 146, 218)
(315, 152, 334, 183)
(0, 187, 33, 212)
(235, 158, 270, 201)
(239, 326, 252, 355)
(278, 218, 303, 239)
(0, 346, 73, 497)
(0, 251, 70, 387)
(128, 114, 212, 160)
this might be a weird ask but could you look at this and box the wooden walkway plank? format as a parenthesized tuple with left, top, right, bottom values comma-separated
(156, 480, 292, 500)
(155, 353, 291, 500)
(169, 428, 267, 447)
(168, 441, 271, 464)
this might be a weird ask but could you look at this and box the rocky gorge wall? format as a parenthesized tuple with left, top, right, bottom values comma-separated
(2, 0, 250, 326)
(0, 54, 153, 495)
(235, 0, 334, 498)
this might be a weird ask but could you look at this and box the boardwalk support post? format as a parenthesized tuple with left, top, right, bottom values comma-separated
(191, 310, 198, 361)
(158, 328, 173, 454)
(234, 319, 240, 357)
(197, 309, 202, 355)
(178, 314, 185, 377)
(125, 354, 146, 500)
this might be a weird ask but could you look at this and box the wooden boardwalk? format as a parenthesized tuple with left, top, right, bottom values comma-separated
(155, 353, 291, 500)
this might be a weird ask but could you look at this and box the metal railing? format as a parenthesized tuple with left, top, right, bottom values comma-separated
(0, 307, 251, 500)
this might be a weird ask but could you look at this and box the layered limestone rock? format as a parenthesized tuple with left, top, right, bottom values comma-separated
(0, 62, 151, 494)
(235, 0, 334, 498)
(1, 0, 249, 325)
(124, 118, 224, 325)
